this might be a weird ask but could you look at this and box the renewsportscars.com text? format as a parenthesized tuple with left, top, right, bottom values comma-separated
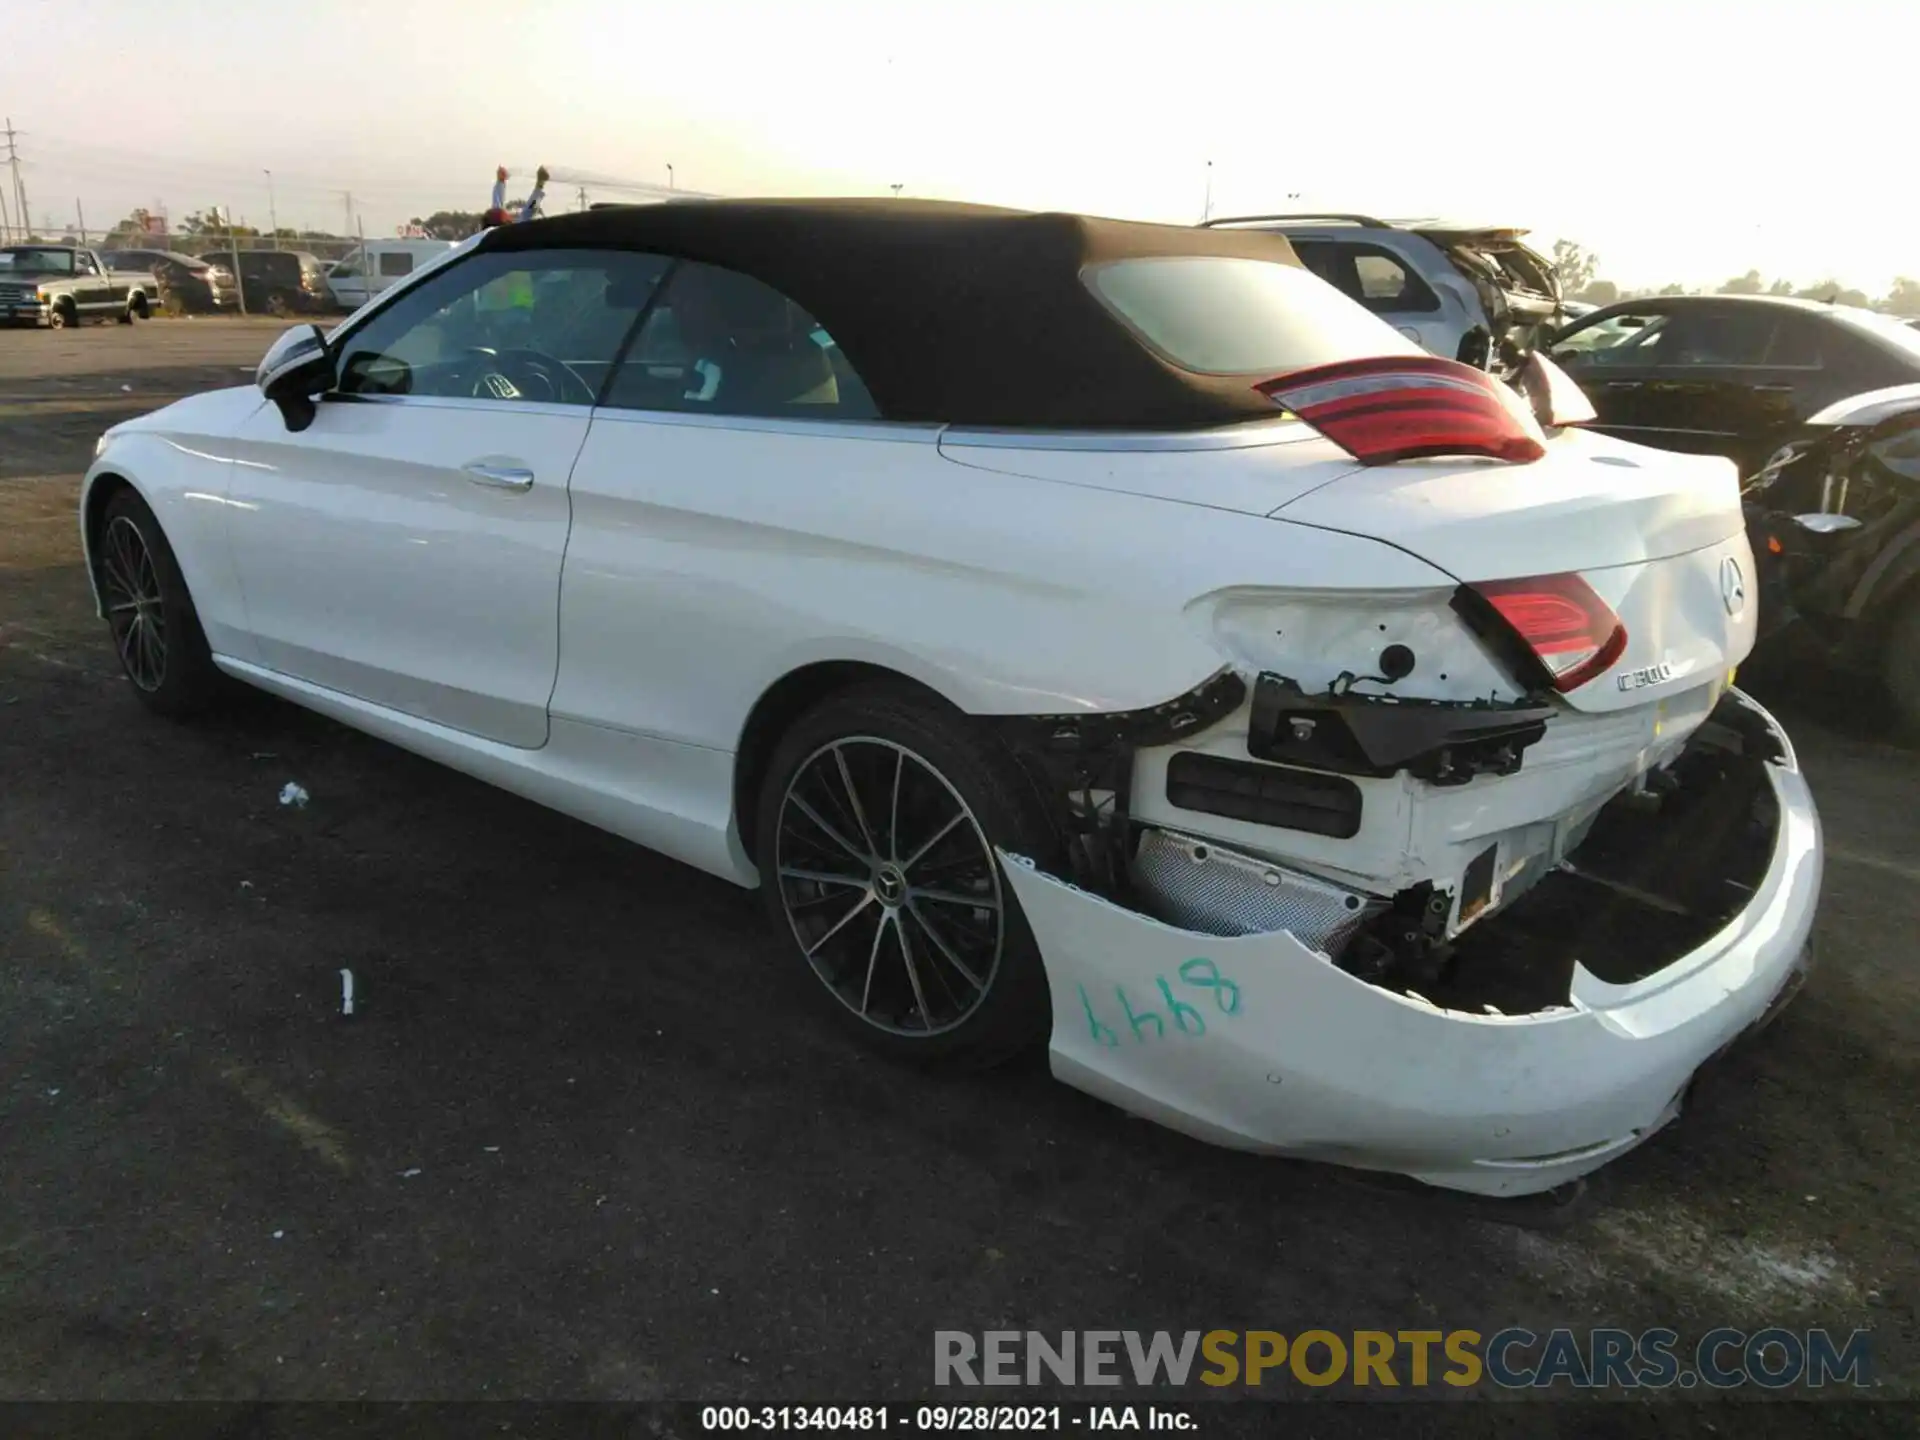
(934, 1328, 1873, 1391)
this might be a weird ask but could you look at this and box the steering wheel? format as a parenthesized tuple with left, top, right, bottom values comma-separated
(463, 346, 596, 406)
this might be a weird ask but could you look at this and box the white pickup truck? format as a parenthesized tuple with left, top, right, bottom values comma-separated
(0, 243, 158, 328)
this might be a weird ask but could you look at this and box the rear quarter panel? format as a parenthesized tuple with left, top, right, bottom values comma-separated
(552, 413, 1459, 748)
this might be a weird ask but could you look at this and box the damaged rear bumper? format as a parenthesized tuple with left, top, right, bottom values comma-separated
(999, 689, 1820, 1197)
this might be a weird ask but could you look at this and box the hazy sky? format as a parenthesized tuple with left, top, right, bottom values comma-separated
(5, 0, 1914, 291)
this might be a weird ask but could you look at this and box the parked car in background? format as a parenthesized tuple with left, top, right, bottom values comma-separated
(80, 199, 1815, 1200)
(0, 243, 154, 327)
(200, 249, 334, 315)
(1744, 383, 1920, 739)
(325, 238, 458, 311)
(1198, 213, 1561, 373)
(1559, 299, 1598, 323)
(1548, 295, 1920, 474)
(104, 249, 239, 314)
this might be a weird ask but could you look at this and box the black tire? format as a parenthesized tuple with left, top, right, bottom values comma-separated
(267, 290, 293, 318)
(1882, 587, 1920, 746)
(755, 683, 1058, 1068)
(49, 299, 76, 329)
(95, 488, 224, 717)
(123, 293, 149, 322)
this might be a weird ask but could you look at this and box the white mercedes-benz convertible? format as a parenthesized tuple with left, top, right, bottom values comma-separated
(81, 199, 1820, 1196)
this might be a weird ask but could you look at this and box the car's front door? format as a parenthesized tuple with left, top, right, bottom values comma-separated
(73, 250, 114, 314)
(326, 249, 370, 310)
(1549, 305, 1677, 445)
(1617, 303, 1792, 466)
(224, 245, 668, 748)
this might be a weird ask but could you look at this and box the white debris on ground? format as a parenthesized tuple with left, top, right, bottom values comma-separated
(278, 782, 309, 808)
(339, 969, 355, 1016)
(1500, 1199, 1862, 1309)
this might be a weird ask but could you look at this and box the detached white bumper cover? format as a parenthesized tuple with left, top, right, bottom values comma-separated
(1001, 690, 1820, 1197)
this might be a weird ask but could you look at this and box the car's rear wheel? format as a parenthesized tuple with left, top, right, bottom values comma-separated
(1881, 587, 1920, 746)
(267, 290, 293, 318)
(96, 488, 224, 717)
(755, 684, 1057, 1067)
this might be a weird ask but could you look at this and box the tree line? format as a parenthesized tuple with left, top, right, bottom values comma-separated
(1551, 241, 1920, 316)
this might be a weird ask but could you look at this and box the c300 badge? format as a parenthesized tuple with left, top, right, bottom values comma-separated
(1616, 661, 1676, 693)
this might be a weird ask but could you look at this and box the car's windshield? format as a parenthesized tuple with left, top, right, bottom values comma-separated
(1835, 308, 1920, 364)
(0, 246, 76, 274)
(1082, 256, 1417, 375)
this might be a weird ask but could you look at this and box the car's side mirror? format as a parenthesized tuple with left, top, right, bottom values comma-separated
(256, 323, 335, 432)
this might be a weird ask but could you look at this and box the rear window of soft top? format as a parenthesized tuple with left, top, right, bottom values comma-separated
(1082, 256, 1419, 376)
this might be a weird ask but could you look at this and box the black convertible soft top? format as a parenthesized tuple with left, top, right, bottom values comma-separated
(477, 198, 1306, 430)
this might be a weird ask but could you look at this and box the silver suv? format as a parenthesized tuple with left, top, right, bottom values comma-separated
(1200, 213, 1564, 373)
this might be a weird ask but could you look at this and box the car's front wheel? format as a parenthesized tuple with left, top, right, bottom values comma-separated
(756, 685, 1058, 1067)
(96, 488, 224, 717)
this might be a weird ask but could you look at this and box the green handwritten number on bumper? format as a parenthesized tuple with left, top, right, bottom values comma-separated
(1179, 957, 1242, 1015)
(1157, 977, 1205, 1035)
(1080, 984, 1120, 1048)
(1080, 960, 1242, 1046)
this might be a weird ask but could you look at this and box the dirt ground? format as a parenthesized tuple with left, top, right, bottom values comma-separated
(1, 319, 1914, 1432)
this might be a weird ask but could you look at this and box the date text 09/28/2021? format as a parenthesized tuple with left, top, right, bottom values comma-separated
(700, 1407, 1189, 1432)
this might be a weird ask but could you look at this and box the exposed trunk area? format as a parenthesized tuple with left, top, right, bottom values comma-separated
(1367, 693, 1783, 1015)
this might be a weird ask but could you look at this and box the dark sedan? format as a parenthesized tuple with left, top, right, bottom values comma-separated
(103, 249, 239, 313)
(1547, 295, 1920, 474)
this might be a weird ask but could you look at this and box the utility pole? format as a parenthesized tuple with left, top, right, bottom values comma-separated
(4, 118, 29, 243)
(1202, 161, 1212, 224)
(341, 190, 353, 237)
(577, 185, 587, 213)
(75, 198, 86, 244)
(225, 206, 248, 317)
(890, 184, 903, 198)
(666, 163, 674, 191)
(0, 181, 11, 242)
(265, 170, 278, 239)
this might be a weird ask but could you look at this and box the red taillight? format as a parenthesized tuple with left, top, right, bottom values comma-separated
(1256, 355, 1546, 466)
(1469, 573, 1627, 693)
(1514, 351, 1597, 429)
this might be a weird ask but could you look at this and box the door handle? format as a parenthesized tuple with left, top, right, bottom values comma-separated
(1753, 384, 1795, 394)
(1604, 380, 1643, 390)
(462, 462, 535, 491)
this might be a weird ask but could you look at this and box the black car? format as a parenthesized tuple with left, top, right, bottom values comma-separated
(1742, 384, 1920, 740)
(104, 249, 239, 313)
(200, 249, 334, 315)
(1547, 295, 1920, 474)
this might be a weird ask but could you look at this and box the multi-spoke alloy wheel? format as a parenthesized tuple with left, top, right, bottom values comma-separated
(100, 513, 168, 692)
(775, 737, 1005, 1037)
(94, 488, 224, 717)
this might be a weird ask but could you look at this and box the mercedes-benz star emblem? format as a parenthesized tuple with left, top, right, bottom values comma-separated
(1721, 556, 1747, 617)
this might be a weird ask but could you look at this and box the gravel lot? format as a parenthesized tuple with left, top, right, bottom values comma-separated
(1, 319, 1913, 1431)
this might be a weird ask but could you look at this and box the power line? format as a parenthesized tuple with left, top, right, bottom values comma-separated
(4, 118, 29, 242)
